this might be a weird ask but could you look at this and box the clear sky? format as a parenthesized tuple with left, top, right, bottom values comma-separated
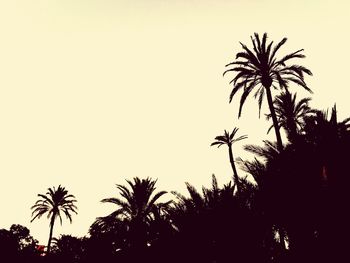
(1, 0, 349, 245)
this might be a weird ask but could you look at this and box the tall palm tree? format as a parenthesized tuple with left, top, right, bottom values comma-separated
(266, 91, 314, 142)
(211, 127, 247, 192)
(31, 185, 77, 253)
(224, 33, 312, 151)
(93, 177, 168, 252)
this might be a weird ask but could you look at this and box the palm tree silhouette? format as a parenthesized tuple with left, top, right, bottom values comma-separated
(302, 105, 350, 182)
(30, 185, 77, 254)
(224, 33, 312, 151)
(168, 175, 234, 262)
(169, 175, 268, 263)
(303, 104, 350, 144)
(211, 128, 247, 192)
(302, 106, 350, 262)
(244, 139, 291, 249)
(94, 177, 168, 254)
(266, 91, 314, 142)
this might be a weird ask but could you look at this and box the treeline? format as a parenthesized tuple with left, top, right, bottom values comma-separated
(1, 33, 350, 262)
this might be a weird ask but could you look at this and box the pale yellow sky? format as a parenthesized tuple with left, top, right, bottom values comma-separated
(1, 0, 349, 244)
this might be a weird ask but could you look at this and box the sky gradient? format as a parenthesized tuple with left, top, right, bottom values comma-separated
(1, 0, 350, 244)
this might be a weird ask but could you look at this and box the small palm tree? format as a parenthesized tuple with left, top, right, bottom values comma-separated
(224, 33, 312, 151)
(94, 177, 168, 251)
(266, 91, 314, 142)
(211, 127, 247, 192)
(31, 185, 77, 253)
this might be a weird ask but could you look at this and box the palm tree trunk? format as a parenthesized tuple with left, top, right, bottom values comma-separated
(286, 119, 298, 143)
(284, 89, 298, 142)
(265, 86, 286, 250)
(228, 145, 240, 192)
(265, 86, 283, 151)
(47, 216, 55, 254)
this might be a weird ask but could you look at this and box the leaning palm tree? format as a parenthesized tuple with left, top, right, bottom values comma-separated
(266, 91, 314, 142)
(211, 127, 247, 192)
(31, 185, 77, 253)
(93, 177, 168, 252)
(224, 33, 312, 151)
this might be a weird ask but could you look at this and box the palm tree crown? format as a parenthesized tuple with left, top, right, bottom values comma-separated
(266, 91, 314, 142)
(93, 177, 169, 251)
(31, 185, 77, 253)
(224, 32, 312, 151)
(303, 104, 350, 142)
(98, 177, 167, 223)
(211, 128, 248, 148)
(211, 128, 247, 192)
(224, 32, 312, 117)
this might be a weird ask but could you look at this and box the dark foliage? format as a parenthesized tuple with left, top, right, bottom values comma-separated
(0, 224, 40, 262)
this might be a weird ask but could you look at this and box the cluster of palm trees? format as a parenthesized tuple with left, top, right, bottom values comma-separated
(3, 33, 349, 262)
(221, 32, 313, 249)
(218, 33, 350, 262)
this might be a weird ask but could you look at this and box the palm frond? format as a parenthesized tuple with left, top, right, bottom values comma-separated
(239, 42, 261, 68)
(276, 49, 305, 66)
(238, 80, 257, 117)
(269, 37, 287, 65)
(210, 141, 224, 147)
(284, 77, 312, 93)
(229, 79, 248, 102)
(233, 135, 248, 143)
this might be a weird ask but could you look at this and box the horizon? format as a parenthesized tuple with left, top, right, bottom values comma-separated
(1, 0, 350, 245)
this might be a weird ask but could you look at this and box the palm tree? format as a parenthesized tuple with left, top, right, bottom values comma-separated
(303, 104, 350, 144)
(244, 139, 290, 248)
(31, 185, 77, 253)
(169, 175, 234, 262)
(211, 127, 247, 192)
(169, 176, 268, 262)
(301, 105, 350, 261)
(224, 33, 312, 151)
(302, 104, 350, 182)
(266, 91, 314, 142)
(93, 177, 168, 252)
